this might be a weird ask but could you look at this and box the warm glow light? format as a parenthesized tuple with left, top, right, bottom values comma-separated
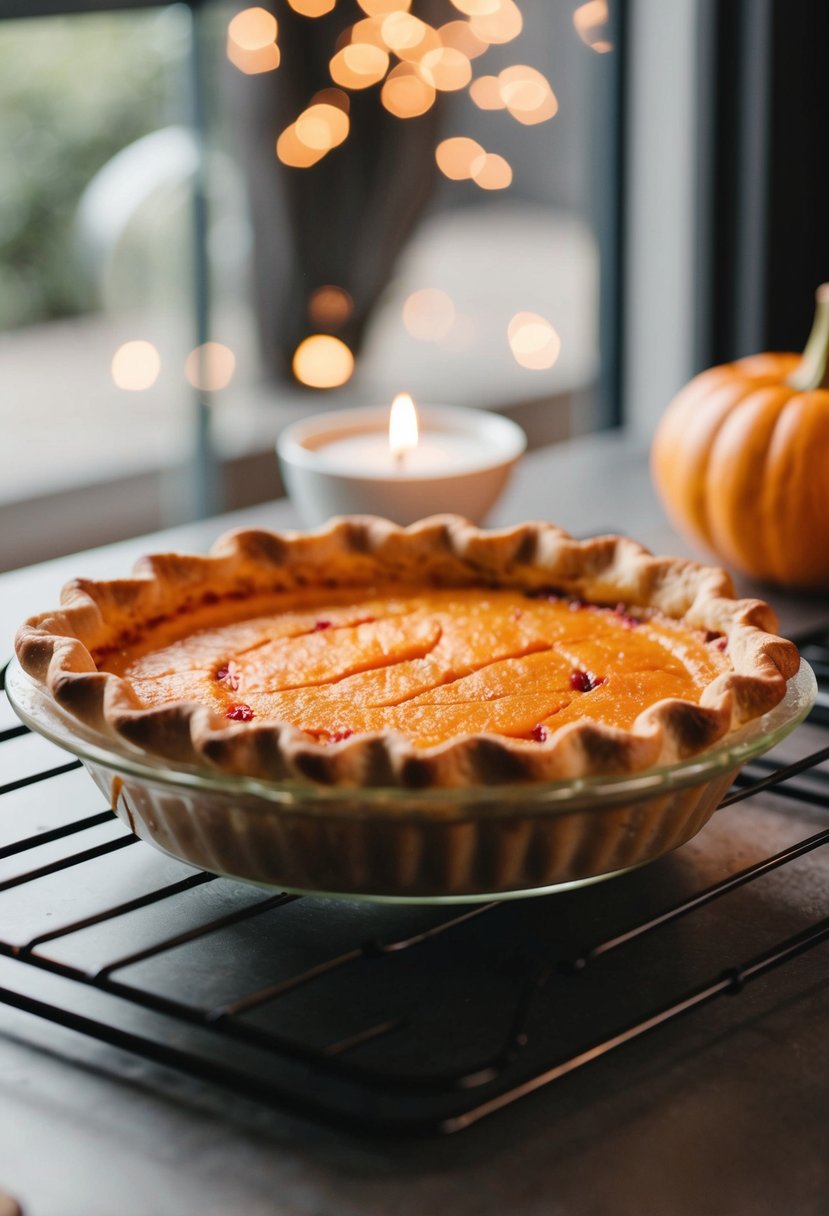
(381, 11, 425, 53)
(469, 0, 522, 45)
(287, 0, 336, 14)
(228, 7, 277, 49)
(469, 74, 505, 109)
(435, 136, 484, 180)
(308, 285, 353, 327)
(357, 0, 411, 15)
(402, 288, 456, 341)
(226, 7, 279, 73)
(349, 16, 387, 48)
(276, 124, 327, 167)
(384, 15, 441, 64)
(389, 392, 419, 460)
(508, 312, 561, 370)
(310, 86, 350, 112)
(111, 341, 161, 391)
(295, 102, 349, 150)
(499, 64, 558, 124)
(419, 46, 472, 91)
(330, 42, 389, 87)
(438, 20, 488, 59)
(380, 63, 436, 118)
(573, 0, 613, 52)
(227, 41, 280, 73)
(449, 0, 499, 15)
(499, 65, 546, 110)
(184, 343, 236, 392)
(292, 335, 354, 388)
(471, 151, 512, 190)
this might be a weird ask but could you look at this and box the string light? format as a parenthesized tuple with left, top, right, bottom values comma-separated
(380, 62, 436, 118)
(508, 312, 561, 369)
(292, 335, 355, 387)
(184, 343, 236, 392)
(111, 341, 161, 391)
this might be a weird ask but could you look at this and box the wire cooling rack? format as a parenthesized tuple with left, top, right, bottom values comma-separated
(1, 640, 828, 1136)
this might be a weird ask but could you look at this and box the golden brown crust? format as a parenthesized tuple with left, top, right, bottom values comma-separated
(14, 515, 800, 789)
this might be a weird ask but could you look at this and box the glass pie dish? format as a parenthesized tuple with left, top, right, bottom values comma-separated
(6, 655, 816, 903)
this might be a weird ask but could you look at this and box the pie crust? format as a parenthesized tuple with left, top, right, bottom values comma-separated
(15, 515, 800, 790)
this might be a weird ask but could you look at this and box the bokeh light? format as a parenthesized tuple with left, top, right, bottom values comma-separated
(310, 86, 350, 112)
(349, 16, 387, 48)
(381, 12, 427, 54)
(329, 42, 389, 87)
(184, 343, 236, 392)
(296, 102, 349, 150)
(469, 0, 523, 45)
(419, 46, 472, 91)
(292, 334, 355, 387)
(468, 74, 506, 109)
(228, 7, 277, 49)
(438, 20, 488, 59)
(276, 125, 327, 167)
(226, 7, 279, 73)
(402, 288, 456, 341)
(287, 0, 336, 15)
(471, 151, 512, 189)
(573, 0, 613, 52)
(357, 0, 412, 15)
(449, 0, 500, 15)
(499, 64, 558, 124)
(111, 341, 161, 391)
(308, 285, 354, 327)
(508, 312, 561, 369)
(380, 63, 436, 118)
(227, 42, 280, 73)
(435, 136, 485, 180)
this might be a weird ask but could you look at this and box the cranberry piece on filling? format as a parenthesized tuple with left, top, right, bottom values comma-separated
(328, 728, 354, 743)
(570, 669, 604, 693)
(530, 724, 548, 743)
(226, 703, 254, 722)
(219, 665, 241, 692)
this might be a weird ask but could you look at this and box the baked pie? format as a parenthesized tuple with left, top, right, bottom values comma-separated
(16, 515, 799, 790)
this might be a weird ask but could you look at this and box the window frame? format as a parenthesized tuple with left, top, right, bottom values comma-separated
(0, 0, 628, 569)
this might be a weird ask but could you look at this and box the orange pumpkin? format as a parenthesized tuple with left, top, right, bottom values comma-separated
(651, 286, 829, 590)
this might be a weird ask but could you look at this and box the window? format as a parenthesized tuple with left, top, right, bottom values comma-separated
(0, 0, 623, 570)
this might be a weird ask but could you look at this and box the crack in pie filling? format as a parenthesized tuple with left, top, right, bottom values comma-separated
(15, 516, 800, 789)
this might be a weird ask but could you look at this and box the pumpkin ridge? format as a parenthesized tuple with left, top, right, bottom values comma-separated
(706, 385, 794, 580)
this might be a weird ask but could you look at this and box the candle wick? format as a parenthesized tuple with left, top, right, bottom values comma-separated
(394, 448, 406, 470)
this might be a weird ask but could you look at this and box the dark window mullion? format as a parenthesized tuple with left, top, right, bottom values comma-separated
(695, 0, 829, 368)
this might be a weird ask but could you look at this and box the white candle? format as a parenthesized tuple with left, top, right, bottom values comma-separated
(313, 431, 497, 477)
(276, 400, 526, 527)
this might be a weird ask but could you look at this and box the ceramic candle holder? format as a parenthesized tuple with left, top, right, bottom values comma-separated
(276, 403, 526, 528)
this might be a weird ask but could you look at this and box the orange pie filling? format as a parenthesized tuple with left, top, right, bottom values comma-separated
(99, 587, 732, 750)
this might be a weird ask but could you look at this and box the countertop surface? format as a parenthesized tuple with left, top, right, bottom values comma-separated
(1, 430, 828, 1216)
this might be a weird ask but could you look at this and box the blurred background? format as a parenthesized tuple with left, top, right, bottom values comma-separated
(1, 0, 827, 571)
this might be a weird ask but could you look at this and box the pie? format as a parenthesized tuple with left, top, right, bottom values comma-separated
(15, 515, 800, 790)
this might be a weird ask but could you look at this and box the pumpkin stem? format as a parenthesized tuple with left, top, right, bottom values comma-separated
(788, 284, 829, 390)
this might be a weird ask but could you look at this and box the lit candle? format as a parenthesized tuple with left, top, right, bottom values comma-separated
(276, 398, 526, 527)
(390, 391, 418, 467)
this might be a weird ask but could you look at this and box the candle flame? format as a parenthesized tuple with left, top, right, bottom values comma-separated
(389, 392, 419, 461)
